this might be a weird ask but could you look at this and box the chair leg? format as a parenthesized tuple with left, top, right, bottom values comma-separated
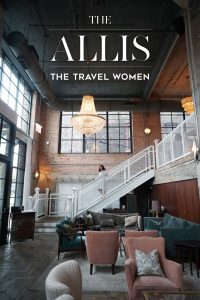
(90, 264, 93, 275)
(112, 264, 115, 275)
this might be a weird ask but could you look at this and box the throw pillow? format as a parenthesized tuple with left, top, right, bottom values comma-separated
(63, 224, 76, 240)
(125, 215, 138, 227)
(100, 218, 114, 227)
(135, 249, 165, 276)
(87, 214, 93, 225)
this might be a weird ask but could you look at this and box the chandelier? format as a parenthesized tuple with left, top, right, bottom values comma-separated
(181, 96, 194, 114)
(70, 95, 105, 136)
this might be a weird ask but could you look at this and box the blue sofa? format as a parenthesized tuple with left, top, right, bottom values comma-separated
(144, 213, 200, 257)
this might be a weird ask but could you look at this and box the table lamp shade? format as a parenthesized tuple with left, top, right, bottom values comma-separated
(151, 200, 161, 212)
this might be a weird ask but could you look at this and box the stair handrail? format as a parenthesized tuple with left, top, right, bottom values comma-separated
(155, 113, 197, 168)
(73, 145, 155, 216)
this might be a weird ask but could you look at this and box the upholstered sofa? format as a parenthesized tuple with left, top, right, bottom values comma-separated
(144, 213, 200, 257)
(83, 210, 142, 232)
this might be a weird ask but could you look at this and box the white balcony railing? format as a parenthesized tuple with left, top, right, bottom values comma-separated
(74, 146, 155, 216)
(155, 113, 197, 168)
(49, 193, 73, 218)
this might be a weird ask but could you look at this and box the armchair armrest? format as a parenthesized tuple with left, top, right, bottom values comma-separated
(124, 258, 137, 297)
(162, 258, 183, 290)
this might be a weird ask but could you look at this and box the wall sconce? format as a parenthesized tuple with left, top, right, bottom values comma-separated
(34, 171, 40, 179)
(191, 137, 200, 161)
(144, 127, 151, 135)
(35, 123, 42, 134)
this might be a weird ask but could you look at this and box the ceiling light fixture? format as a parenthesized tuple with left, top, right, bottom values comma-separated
(70, 95, 105, 136)
(181, 96, 194, 114)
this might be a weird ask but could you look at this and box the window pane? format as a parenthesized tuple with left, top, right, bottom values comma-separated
(0, 56, 32, 134)
(120, 127, 130, 139)
(8, 94, 16, 110)
(61, 128, 72, 139)
(0, 139, 8, 155)
(0, 87, 9, 103)
(12, 168, 17, 182)
(96, 127, 107, 139)
(160, 112, 185, 137)
(72, 140, 82, 153)
(10, 82, 17, 97)
(109, 141, 120, 153)
(120, 140, 131, 152)
(96, 140, 107, 153)
(3, 62, 11, 77)
(60, 111, 131, 154)
(60, 140, 71, 153)
(109, 127, 119, 139)
(108, 114, 119, 126)
(2, 73, 10, 89)
(11, 71, 18, 85)
(2, 121, 10, 140)
(85, 139, 96, 153)
(62, 115, 72, 126)
(119, 115, 130, 126)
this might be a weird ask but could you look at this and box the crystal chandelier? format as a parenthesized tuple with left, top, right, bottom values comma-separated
(181, 96, 194, 114)
(70, 95, 105, 136)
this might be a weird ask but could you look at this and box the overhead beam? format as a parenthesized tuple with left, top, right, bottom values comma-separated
(47, 99, 182, 112)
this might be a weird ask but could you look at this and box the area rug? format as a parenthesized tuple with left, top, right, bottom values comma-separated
(31, 252, 200, 294)
(31, 252, 128, 293)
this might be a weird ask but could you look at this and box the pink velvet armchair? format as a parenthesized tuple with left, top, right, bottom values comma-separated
(125, 237, 183, 300)
(86, 230, 119, 274)
(122, 230, 159, 258)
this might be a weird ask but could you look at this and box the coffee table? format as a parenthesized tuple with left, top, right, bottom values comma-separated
(143, 290, 200, 300)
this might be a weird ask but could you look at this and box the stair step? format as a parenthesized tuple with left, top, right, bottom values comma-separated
(35, 228, 56, 233)
(35, 222, 57, 228)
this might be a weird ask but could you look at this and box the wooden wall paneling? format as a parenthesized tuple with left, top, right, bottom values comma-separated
(151, 179, 200, 223)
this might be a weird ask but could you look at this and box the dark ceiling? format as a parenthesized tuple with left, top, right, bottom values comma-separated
(2, 0, 187, 109)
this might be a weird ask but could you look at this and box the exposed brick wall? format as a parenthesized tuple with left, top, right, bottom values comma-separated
(132, 112, 161, 153)
(37, 103, 133, 191)
(35, 104, 162, 192)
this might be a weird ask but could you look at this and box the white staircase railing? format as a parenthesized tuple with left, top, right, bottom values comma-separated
(155, 113, 197, 168)
(74, 146, 155, 216)
(49, 193, 73, 218)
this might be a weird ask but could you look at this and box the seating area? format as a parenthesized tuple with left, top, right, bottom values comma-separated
(144, 213, 200, 257)
(1, 1, 200, 300)
(49, 212, 200, 299)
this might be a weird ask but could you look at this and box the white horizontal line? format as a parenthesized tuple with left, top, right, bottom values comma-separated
(48, 28, 152, 31)
(48, 65, 152, 68)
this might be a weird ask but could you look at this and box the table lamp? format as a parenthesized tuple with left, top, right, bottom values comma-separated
(151, 200, 161, 217)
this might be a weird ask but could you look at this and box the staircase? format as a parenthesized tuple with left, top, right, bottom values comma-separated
(35, 216, 63, 233)
(74, 146, 155, 216)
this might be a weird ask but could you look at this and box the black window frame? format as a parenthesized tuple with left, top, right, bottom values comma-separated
(0, 53, 32, 135)
(59, 111, 132, 154)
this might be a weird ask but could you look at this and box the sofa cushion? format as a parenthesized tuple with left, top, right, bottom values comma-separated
(100, 218, 114, 227)
(145, 219, 163, 231)
(125, 215, 138, 227)
(135, 249, 165, 276)
(162, 213, 188, 228)
(161, 225, 200, 257)
(87, 211, 100, 225)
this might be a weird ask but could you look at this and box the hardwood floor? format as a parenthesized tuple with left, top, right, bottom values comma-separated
(0, 233, 128, 300)
(1, 232, 200, 300)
